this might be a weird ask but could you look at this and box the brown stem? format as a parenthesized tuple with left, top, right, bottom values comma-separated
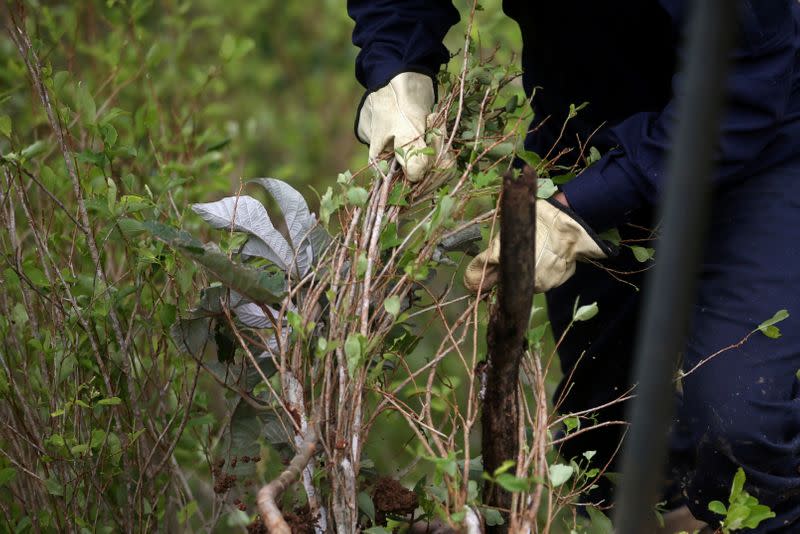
(257, 423, 319, 534)
(482, 167, 537, 532)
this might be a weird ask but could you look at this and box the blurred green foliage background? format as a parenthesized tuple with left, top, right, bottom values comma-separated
(2, 0, 523, 197)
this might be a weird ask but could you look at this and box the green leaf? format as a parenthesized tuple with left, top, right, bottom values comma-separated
(495, 473, 529, 493)
(587, 146, 602, 166)
(564, 417, 580, 433)
(225, 400, 287, 478)
(548, 463, 574, 487)
(489, 142, 514, 158)
(220, 34, 236, 60)
(345, 333, 365, 378)
(551, 172, 576, 185)
(46, 434, 65, 448)
(493, 460, 516, 476)
(0, 115, 11, 138)
(526, 323, 548, 345)
(536, 178, 557, 199)
(97, 397, 122, 406)
(158, 303, 177, 328)
(708, 500, 727, 516)
(75, 82, 96, 124)
(11, 303, 28, 327)
(101, 123, 118, 148)
(178, 501, 198, 525)
(383, 296, 401, 317)
(71, 443, 89, 455)
(760, 325, 782, 339)
(379, 222, 403, 250)
(586, 507, 614, 534)
(758, 309, 789, 339)
(337, 170, 353, 184)
(387, 183, 410, 206)
(24, 265, 50, 288)
(356, 252, 368, 278)
(450, 509, 466, 522)
(90, 429, 107, 449)
(21, 141, 47, 161)
(315, 337, 329, 357)
(573, 302, 599, 322)
(472, 170, 501, 188)
(106, 178, 117, 213)
(481, 507, 505, 526)
(428, 194, 455, 234)
(725, 502, 750, 529)
(568, 101, 589, 119)
(319, 187, 341, 226)
(0, 467, 17, 487)
(729, 467, 746, 503)
(630, 246, 655, 263)
(171, 317, 213, 358)
(75, 149, 106, 167)
(504, 94, 519, 113)
(236, 38, 255, 59)
(287, 311, 306, 338)
(598, 228, 622, 246)
(45, 477, 63, 496)
(187, 414, 215, 428)
(347, 186, 369, 207)
(742, 504, 776, 529)
(357, 492, 375, 524)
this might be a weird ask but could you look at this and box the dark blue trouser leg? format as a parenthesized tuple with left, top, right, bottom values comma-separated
(679, 158, 800, 532)
(549, 157, 800, 531)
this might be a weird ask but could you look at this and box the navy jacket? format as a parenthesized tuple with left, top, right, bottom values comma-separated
(348, 1, 800, 230)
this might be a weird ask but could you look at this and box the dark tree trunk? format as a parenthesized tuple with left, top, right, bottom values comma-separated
(482, 167, 537, 533)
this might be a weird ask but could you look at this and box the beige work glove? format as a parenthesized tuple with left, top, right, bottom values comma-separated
(464, 199, 614, 294)
(357, 72, 449, 182)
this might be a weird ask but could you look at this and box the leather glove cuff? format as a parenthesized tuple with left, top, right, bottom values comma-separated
(464, 198, 618, 294)
(353, 70, 438, 145)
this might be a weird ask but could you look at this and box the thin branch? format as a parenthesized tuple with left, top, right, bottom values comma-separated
(257, 422, 319, 534)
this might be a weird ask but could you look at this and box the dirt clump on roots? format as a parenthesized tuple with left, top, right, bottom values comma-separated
(284, 505, 316, 534)
(372, 477, 419, 525)
(246, 505, 315, 534)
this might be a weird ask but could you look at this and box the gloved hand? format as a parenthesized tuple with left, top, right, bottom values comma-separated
(356, 72, 447, 182)
(464, 198, 614, 294)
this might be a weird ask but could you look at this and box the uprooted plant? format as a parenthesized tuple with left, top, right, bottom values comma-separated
(151, 21, 641, 534)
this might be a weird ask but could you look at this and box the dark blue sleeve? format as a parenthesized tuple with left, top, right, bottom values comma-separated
(348, 1, 460, 91)
(562, 0, 799, 231)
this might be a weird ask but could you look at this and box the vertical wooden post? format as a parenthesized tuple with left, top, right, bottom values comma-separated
(482, 167, 537, 532)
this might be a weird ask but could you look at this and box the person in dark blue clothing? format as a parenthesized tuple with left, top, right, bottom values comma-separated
(349, 1, 800, 532)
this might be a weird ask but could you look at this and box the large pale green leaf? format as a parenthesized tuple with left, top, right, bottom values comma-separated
(191, 196, 293, 271)
(250, 178, 316, 274)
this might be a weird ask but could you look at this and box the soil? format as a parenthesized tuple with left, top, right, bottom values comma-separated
(372, 477, 419, 525)
(284, 505, 316, 534)
(246, 506, 315, 534)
